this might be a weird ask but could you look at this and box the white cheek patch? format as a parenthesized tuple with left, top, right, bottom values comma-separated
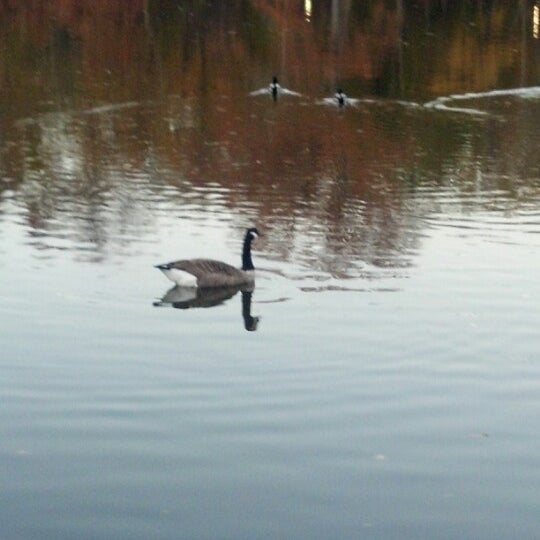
(250, 231, 259, 240)
(161, 268, 198, 287)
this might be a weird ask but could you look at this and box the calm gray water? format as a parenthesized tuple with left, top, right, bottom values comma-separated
(1, 2, 540, 539)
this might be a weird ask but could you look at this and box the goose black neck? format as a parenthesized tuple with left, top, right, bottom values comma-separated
(242, 235, 255, 271)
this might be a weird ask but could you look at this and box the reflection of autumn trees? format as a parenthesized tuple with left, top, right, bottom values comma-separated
(1, 1, 537, 104)
(1, 1, 539, 269)
(4, 91, 539, 271)
(410, 2, 536, 96)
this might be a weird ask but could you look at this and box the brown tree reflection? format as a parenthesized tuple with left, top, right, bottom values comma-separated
(1, 1, 539, 274)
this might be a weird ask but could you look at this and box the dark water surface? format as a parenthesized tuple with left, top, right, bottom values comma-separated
(1, 2, 540, 539)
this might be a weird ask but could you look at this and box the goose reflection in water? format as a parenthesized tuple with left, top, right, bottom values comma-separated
(153, 285, 260, 332)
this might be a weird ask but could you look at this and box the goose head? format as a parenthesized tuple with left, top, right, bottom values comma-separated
(246, 227, 260, 241)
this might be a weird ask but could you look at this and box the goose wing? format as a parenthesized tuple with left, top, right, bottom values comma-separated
(165, 258, 241, 279)
(156, 258, 251, 287)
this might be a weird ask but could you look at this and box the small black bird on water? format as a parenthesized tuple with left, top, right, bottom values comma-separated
(335, 88, 346, 108)
(270, 76, 279, 101)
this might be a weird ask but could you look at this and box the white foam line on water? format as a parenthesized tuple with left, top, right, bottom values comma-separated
(425, 102, 490, 116)
(14, 101, 145, 128)
(443, 86, 540, 101)
(424, 86, 540, 116)
(81, 101, 142, 115)
(424, 96, 489, 116)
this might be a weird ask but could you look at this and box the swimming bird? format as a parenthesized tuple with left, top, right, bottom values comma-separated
(249, 77, 300, 99)
(155, 228, 260, 288)
(335, 88, 346, 108)
(270, 76, 279, 101)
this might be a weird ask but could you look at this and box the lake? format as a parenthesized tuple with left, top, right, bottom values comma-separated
(1, 2, 540, 539)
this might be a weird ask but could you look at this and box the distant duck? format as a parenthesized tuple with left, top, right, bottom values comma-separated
(154, 284, 243, 309)
(249, 77, 300, 99)
(270, 76, 279, 101)
(335, 88, 346, 108)
(319, 88, 358, 109)
(155, 228, 260, 288)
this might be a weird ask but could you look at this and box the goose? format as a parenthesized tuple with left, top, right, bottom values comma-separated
(155, 228, 260, 288)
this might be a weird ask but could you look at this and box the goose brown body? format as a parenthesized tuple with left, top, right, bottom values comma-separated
(156, 228, 260, 288)
(162, 259, 253, 288)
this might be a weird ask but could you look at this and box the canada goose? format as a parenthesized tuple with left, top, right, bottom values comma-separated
(155, 228, 260, 288)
